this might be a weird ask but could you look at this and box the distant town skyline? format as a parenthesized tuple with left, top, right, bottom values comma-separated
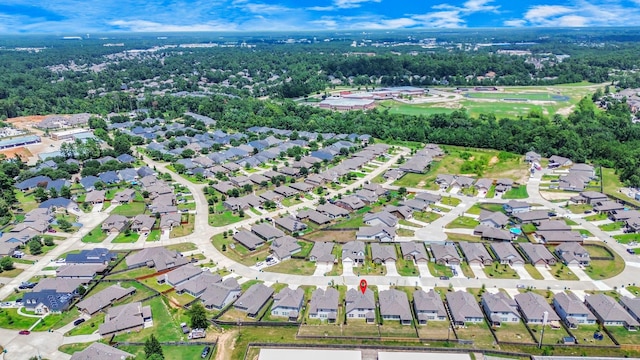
(1, 0, 640, 33)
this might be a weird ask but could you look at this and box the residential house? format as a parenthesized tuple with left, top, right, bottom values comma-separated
(85, 190, 106, 204)
(446, 291, 485, 326)
(131, 215, 156, 233)
(234, 283, 274, 318)
(356, 226, 396, 242)
(342, 241, 366, 266)
(175, 272, 222, 298)
(503, 200, 531, 214)
(363, 211, 398, 228)
(56, 264, 107, 279)
(552, 292, 597, 328)
(271, 287, 304, 321)
(125, 247, 188, 271)
(200, 278, 241, 310)
(495, 179, 514, 193)
(66, 248, 116, 265)
(555, 243, 591, 266)
(274, 185, 299, 198)
(40, 198, 80, 213)
(160, 213, 182, 231)
(474, 178, 493, 193)
(414, 192, 442, 205)
(620, 296, 640, 323)
(101, 214, 129, 233)
(537, 230, 584, 244)
(233, 230, 265, 251)
(513, 210, 549, 224)
(519, 243, 557, 266)
(345, 288, 376, 323)
(316, 203, 350, 218)
(99, 302, 152, 336)
(430, 243, 461, 265)
(275, 216, 307, 234)
(259, 190, 283, 203)
(525, 151, 541, 163)
(400, 242, 428, 263)
(70, 342, 134, 360)
(490, 243, 524, 265)
(335, 196, 366, 211)
(113, 189, 136, 204)
(481, 292, 520, 326)
(585, 294, 639, 330)
(296, 210, 331, 225)
(76, 285, 137, 315)
(270, 236, 301, 261)
(157, 264, 202, 287)
(514, 292, 560, 324)
(252, 223, 285, 241)
(459, 242, 494, 266)
(354, 189, 379, 204)
(308, 288, 339, 322)
(479, 210, 509, 228)
(473, 225, 513, 241)
(370, 243, 397, 264)
(309, 242, 335, 265)
(548, 155, 572, 168)
(23, 289, 74, 314)
(379, 289, 413, 325)
(413, 289, 447, 324)
(576, 191, 608, 205)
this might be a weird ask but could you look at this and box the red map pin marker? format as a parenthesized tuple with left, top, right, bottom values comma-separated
(359, 279, 367, 294)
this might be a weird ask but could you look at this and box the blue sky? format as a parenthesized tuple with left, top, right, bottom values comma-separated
(1, 0, 640, 33)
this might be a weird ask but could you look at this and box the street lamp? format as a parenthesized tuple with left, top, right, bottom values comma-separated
(538, 311, 549, 349)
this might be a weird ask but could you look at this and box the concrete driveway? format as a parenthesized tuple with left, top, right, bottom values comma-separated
(512, 265, 533, 280)
(470, 264, 487, 279)
(385, 261, 399, 276)
(342, 261, 354, 276)
(313, 263, 333, 276)
(568, 265, 592, 281)
(0, 329, 70, 360)
(536, 266, 556, 280)
(417, 262, 432, 277)
(451, 264, 465, 278)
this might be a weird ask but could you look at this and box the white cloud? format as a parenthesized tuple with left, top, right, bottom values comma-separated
(109, 20, 236, 32)
(309, 19, 338, 28)
(333, 0, 381, 9)
(308, 6, 336, 11)
(412, 11, 465, 28)
(243, 3, 292, 14)
(503, 19, 526, 27)
(524, 5, 574, 24)
(462, 0, 499, 13)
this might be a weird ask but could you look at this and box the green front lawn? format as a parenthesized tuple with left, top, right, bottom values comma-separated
(445, 216, 480, 229)
(66, 313, 105, 336)
(584, 259, 625, 280)
(598, 222, 624, 231)
(567, 204, 593, 214)
(58, 343, 93, 355)
(502, 186, 528, 199)
(147, 229, 161, 242)
(113, 297, 183, 343)
(111, 202, 147, 217)
(208, 211, 244, 227)
(428, 262, 453, 277)
(0, 308, 40, 329)
(413, 211, 442, 223)
(484, 263, 520, 279)
(584, 213, 609, 221)
(265, 259, 316, 275)
(81, 229, 108, 243)
(396, 257, 418, 276)
(112, 232, 140, 243)
(613, 233, 640, 244)
(439, 197, 461, 206)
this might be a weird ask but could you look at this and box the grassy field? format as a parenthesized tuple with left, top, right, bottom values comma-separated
(413, 211, 442, 223)
(613, 233, 640, 244)
(428, 262, 453, 277)
(110, 202, 146, 217)
(529, 323, 572, 345)
(58, 342, 93, 355)
(454, 321, 495, 347)
(166, 242, 197, 253)
(381, 83, 598, 119)
(445, 216, 480, 229)
(209, 211, 244, 227)
(571, 325, 615, 346)
(170, 214, 194, 238)
(599, 222, 624, 231)
(393, 146, 528, 189)
(584, 259, 625, 280)
(81, 228, 108, 243)
(66, 313, 105, 336)
(502, 186, 529, 199)
(602, 167, 640, 207)
(484, 263, 520, 279)
(112, 232, 140, 243)
(113, 297, 183, 343)
(265, 259, 316, 275)
(492, 322, 536, 344)
(0, 308, 40, 329)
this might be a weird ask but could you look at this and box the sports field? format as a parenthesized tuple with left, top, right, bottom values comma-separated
(380, 82, 604, 118)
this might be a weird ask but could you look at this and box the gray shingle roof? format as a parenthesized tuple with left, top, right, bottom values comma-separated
(446, 291, 484, 324)
(514, 292, 560, 323)
(70, 342, 134, 360)
(309, 288, 339, 315)
(234, 283, 274, 315)
(379, 289, 412, 321)
(413, 289, 447, 317)
(76, 285, 136, 314)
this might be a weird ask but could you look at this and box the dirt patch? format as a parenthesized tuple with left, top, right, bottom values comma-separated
(0, 147, 33, 160)
(540, 191, 575, 201)
(215, 329, 238, 360)
(6, 115, 47, 127)
(488, 156, 499, 166)
(417, 180, 426, 187)
(556, 105, 575, 116)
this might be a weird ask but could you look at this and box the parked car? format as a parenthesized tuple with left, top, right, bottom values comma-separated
(439, 276, 450, 280)
(627, 248, 636, 254)
(73, 318, 86, 326)
(180, 322, 190, 334)
(201, 346, 211, 358)
(18, 330, 30, 335)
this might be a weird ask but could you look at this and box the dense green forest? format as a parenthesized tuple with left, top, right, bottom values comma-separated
(1, 30, 640, 187)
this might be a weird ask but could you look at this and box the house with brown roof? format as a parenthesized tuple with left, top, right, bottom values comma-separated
(112, 189, 136, 204)
(413, 289, 447, 324)
(76, 285, 136, 315)
(430, 243, 461, 265)
(296, 209, 331, 225)
(131, 214, 156, 233)
(400, 242, 428, 263)
(474, 225, 512, 241)
(101, 214, 129, 233)
(555, 243, 590, 266)
(479, 210, 509, 228)
(514, 292, 560, 324)
(316, 203, 350, 218)
(370, 243, 397, 264)
(335, 196, 366, 211)
(490, 243, 524, 265)
(85, 190, 106, 204)
(99, 302, 152, 336)
(160, 213, 182, 231)
(458, 242, 494, 266)
(345, 288, 376, 323)
(519, 243, 557, 266)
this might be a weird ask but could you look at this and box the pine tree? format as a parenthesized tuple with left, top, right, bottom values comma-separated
(188, 302, 209, 329)
(144, 334, 164, 359)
